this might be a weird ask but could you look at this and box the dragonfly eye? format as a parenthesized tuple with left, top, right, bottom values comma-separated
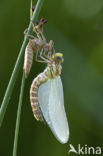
(52, 53, 64, 64)
(55, 56, 64, 63)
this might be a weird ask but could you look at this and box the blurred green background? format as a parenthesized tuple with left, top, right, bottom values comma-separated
(0, 0, 103, 156)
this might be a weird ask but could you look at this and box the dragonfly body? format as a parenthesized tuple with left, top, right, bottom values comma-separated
(30, 52, 69, 144)
(30, 62, 62, 121)
(24, 0, 69, 144)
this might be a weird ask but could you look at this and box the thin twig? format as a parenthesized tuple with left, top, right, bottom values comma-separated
(13, 72, 25, 156)
(0, 0, 44, 127)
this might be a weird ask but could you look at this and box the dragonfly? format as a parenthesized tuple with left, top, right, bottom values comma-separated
(30, 48, 69, 144)
(27, 0, 69, 144)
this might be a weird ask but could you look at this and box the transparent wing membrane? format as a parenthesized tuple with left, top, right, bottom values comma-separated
(38, 76, 69, 144)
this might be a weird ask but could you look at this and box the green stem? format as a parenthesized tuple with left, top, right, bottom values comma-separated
(13, 72, 25, 156)
(0, 0, 44, 127)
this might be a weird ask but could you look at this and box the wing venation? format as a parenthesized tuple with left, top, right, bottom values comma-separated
(38, 76, 69, 144)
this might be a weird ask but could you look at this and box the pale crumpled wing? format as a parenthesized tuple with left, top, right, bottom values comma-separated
(38, 76, 69, 144)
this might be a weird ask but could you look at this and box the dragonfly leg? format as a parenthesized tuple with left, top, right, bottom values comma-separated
(33, 27, 44, 41)
(42, 40, 54, 60)
(40, 49, 50, 62)
(48, 40, 54, 58)
(35, 49, 49, 63)
(38, 50, 50, 63)
(40, 31, 46, 41)
(24, 28, 35, 39)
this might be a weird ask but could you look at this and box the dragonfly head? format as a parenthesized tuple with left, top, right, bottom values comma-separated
(51, 53, 64, 64)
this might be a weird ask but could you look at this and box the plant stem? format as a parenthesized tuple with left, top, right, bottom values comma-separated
(0, 0, 44, 127)
(13, 72, 25, 156)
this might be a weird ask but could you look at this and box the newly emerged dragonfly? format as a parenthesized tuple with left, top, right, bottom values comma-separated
(26, 0, 69, 144)
(30, 49, 69, 144)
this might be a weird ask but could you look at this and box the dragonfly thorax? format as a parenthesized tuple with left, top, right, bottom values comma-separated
(45, 63, 62, 79)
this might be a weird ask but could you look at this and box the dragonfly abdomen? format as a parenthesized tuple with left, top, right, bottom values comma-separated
(30, 70, 48, 121)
